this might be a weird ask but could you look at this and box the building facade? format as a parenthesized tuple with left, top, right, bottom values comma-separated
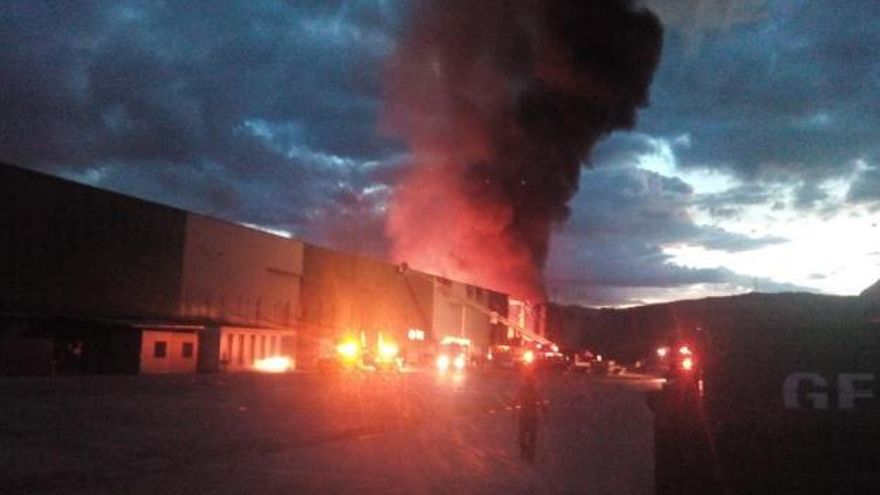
(298, 245, 436, 367)
(1, 162, 522, 374)
(430, 277, 509, 359)
(0, 163, 301, 374)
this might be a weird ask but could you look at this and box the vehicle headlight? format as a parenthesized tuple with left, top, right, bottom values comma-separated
(453, 354, 466, 370)
(336, 341, 359, 361)
(437, 355, 450, 371)
(379, 342, 399, 360)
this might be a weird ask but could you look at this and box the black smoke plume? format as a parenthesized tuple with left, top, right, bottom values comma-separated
(385, 0, 663, 300)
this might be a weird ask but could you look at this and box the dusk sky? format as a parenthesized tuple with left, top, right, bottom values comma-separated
(2, 0, 879, 306)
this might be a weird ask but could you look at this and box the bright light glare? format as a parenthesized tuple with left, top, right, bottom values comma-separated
(681, 357, 694, 371)
(664, 211, 880, 296)
(453, 354, 466, 370)
(678, 345, 692, 356)
(656, 347, 669, 358)
(379, 342, 399, 359)
(523, 350, 535, 364)
(336, 341, 359, 361)
(254, 356, 292, 373)
(437, 355, 450, 372)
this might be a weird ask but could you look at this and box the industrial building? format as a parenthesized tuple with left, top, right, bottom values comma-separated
(1, 163, 300, 374)
(0, 163, 523, 374)
(297, 244, 509, 368)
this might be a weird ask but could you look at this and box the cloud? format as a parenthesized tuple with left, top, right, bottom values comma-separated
(0, 4, 394, 162)
(545, 165, 790, 304)
(694, 226, 785, 252)
(547, 269, 808, 307)
(1, 0, 868, 306)
(639, 0, 880, 183)
(0, 0, 403, 245)
(589, 132, 663, 168)
(847, 164, 880, 205)
(694, 183, 776, 218)
(560, 165, 781, 250)
(642, 0, 768, 48)
(792, 181, 830, 210)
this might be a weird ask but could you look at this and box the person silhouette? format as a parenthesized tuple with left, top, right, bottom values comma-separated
(515, 372, 545, 462)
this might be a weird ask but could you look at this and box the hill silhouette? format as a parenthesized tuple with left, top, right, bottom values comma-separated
(862, 278, 880, 299)
(551, 288, 879, 363)
(862, 277, 880, 320)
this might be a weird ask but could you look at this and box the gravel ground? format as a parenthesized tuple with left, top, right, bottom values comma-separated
(0, 370, 660, 494)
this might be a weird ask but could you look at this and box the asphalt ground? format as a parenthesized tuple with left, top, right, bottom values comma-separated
(0, 369, 662, 494)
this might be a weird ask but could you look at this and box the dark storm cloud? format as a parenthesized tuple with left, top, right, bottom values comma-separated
(0, 0, 400, 236)
(546, 166, 787, 297)
(638, 0, 880, 184)
(792, 181, 829, 210)
(546, 236, 805, 307)
(550, 238, 729, 289)
(589, 132, 664, 169)
(693, 183, 777, 219)
(699, 184, 774, 207)
(561, 166, 783, 251)
(643, 0, 768, 47)
(847, 166, 880, 206)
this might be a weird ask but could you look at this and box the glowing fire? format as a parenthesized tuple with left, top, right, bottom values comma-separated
(254, 356, 293, 373)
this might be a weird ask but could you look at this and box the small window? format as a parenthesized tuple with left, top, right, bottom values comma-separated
(182, 342, 194, 358)
(154, 341, 167, 358)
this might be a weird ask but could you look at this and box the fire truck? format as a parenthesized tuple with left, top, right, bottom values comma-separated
(396, 263, 559, 371)
(648, 297, 879, 493)
(435, 336, 470, 372)
(317, 333, 402, 373)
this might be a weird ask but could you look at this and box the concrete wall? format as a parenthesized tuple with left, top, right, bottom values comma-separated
(0, 333, 54, 375)
(180, 215, 303, 328)
(0, 163, 186, 319)
(9, 317, 144, 374)
(139, 330, 199, 374)
(0, 164, 305, 331)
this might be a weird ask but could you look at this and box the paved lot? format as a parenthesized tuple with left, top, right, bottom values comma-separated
(1, 370, 661, 494)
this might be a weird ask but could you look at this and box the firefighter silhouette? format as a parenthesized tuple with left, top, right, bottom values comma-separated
(515, 372, 545, 462)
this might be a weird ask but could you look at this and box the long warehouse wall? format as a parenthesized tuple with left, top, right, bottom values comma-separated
(0, 163, 186, 319)
(181, 215, 303, 328)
